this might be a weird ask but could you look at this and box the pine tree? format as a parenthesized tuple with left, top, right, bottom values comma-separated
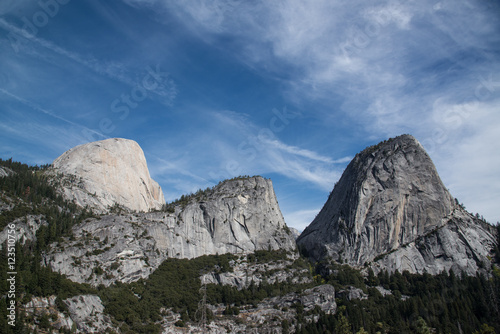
(473, 323, 496, 334)
(415, 317, 431, 334)
(335, 306, 351, 334)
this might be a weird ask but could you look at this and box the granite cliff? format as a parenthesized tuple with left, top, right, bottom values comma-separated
(51, 138, 165, 213)
(45, 176, 297, 286)
(297, 135, 498, 275)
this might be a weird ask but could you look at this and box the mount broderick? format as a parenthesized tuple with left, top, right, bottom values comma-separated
(297, 134, 497, 276)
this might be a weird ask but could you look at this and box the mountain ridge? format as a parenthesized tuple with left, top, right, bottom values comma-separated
(44, 175, 297, 287)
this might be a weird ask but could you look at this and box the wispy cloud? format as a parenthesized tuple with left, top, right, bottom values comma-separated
(0, 115, 100, 163)
(149, 1, 499, 117)
(146, 108, 346, 201)
(142, 0, 500, 222)
(430, 99, 500, 223)
(263, 139, 335, 164)
(0, 18, 177, 105)
(0, 18, 125, 80)
(0, 88, 107, 140)
(207, 110, 344, 190)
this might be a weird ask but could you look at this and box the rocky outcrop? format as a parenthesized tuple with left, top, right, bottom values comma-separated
(297, 134, 498, 275)
(0, 214, 47, 247)
(371, 209, 497, 275)
(45, 176, 297, 286)
(297, 284, 337, 313)
(64, 295, 114, 333)
(201, 253, 312, 290)
(24, 296, 74, 331)
(0, 166, 14, 178)
(165, 284, 336, 333)
(337, 286, 368, 301)
(0, 192, 12, 214)
(51, 138, 165, 213)
(23, 294, 115, 333)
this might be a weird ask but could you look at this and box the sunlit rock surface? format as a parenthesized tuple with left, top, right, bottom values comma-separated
(52, 138, 165, 213)
(297, 135, 497, 275)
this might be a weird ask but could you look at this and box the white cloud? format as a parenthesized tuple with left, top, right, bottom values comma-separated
(207, 110, 343, 190)
(122, 0, 499, 110)
(429, 99, 500, 224)
(363, 1, 413, 29)
(263, 139, 334, 164)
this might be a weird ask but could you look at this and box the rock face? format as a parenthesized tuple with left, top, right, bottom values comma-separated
(371, 209, 497, 275)
(64, 295, 114, 333)
(52, 138, 165, 213)
(24, 295, 115, 333)
(45, 176, 297, 286)
(161, 284, 336, 333)
(201, 253, 312, 290)
(289, 227, 301, 240)
(24, 296, 74, 331)
(0, 166, 14, 178)
(0, 214, 47, 247)
(297, 135, 498, 275)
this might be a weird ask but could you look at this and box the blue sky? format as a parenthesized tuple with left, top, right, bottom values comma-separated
(1, 0, 499, 230)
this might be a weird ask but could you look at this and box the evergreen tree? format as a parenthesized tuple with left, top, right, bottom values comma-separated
(415, 317, 431, 334)
(473, 323, 496, 334)
(335, 306, 351, 334)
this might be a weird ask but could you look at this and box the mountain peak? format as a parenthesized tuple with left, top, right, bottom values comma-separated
(52, 138, 165, 213)
(355, 134, 423, 165)
(297, 135, 497, 275)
